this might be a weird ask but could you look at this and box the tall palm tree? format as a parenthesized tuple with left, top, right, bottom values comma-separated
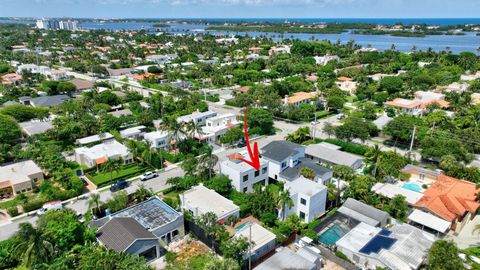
(186, 120, 203, 139)
(333, 165, 355, 206)
(162, 119, 184, 151)
(277, 189, 294, 221)
(199, 146, 218, 180)
(87, 192, 102, 215)
(102, 158, 122, 184)
(15, 223, 55, 268)
(366, 144, 382, 177)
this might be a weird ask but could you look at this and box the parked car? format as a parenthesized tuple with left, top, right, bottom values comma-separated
(36, 200, 62, 216)
(110, 181, 128, 192)
(76, 212, 85, 223)
(140, 171, 158, 181)
(337, 113, 345, 119)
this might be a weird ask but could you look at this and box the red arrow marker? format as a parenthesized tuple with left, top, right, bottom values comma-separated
(235, 110, 260, 171)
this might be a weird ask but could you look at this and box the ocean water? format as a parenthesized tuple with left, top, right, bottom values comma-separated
(1, 18, 480, 53)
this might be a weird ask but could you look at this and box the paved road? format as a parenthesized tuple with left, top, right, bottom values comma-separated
(0, 166, 183, 241)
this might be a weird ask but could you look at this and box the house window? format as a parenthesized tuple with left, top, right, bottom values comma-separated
(281, 162, 287, 168)
(262, 167, 267, 174)
(299, 211, 306, 220)
(243, 187, 248, 193)
(254, 171, 260, 177)
(300, 198, 307, 205)
(172, 230, 179, 237)
(32, 178, 38, 183)
(243, 175, 249, 182)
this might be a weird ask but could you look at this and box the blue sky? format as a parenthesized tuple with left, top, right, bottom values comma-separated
(1, 0, 479, 18)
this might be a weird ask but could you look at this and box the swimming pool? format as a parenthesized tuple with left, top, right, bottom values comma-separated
(235, 221, 252, 231)
(318, 223, 349, 247)
(402, 183, 422, 193)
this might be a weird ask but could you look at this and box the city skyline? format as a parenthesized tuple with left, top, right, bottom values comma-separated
(2, 0, 480, 19)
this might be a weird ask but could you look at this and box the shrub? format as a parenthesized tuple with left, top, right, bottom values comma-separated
(7, 207, 19, 217)
(335, 251, 352, 263)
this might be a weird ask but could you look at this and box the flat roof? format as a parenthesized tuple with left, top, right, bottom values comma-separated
(254, 247, 318, 270)
(305, 143, 364, 167)
(182, 185, 239, 220)
(221, 151, 268, 173)
(76, 133, 114, 145)
(112, 196, 182, 230)
(0, 160, 42, 185)
(372, 183, 423, 205)
(235, 222, 276, 254)
(285, 176, 327, 197)
(19, 119, 53, 136)
(408, 209, 451, 233)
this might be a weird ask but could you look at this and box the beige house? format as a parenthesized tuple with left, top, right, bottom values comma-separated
(400, 164, 441, 184)
(0, 160, 44, 199)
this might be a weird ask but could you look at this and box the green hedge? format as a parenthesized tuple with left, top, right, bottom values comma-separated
(318, 138, 370, 156)
(87, 164, 148, 187)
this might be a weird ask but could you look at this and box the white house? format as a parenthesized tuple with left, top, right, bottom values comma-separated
(144, 131, 170, 149)
(235, 221, 276, 262)
(76, 133, 114, 145)
(261, 141, 305, 181)
(74, 140, 133, 168)
(336, 221, 434, 270)
(314, 55, 340, 66)
(180, 185, 240, 223)
(283, 177, 327, 222)
(196, 113, 241, 143)
(177, 110, 217, 126)
(335, 77, 358, 95)
(220, 152, 269, 193)
(0, 160, 44, 198)
(120, 125, 146, 140)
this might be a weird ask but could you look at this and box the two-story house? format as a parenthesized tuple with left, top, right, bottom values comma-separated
(261, 141, 333, 185)
(283, 176, 327, 222)
(196, 113, 241, 143)
(219, 152, 269, 193)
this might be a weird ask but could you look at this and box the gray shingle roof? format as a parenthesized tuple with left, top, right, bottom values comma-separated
(280, 158, 331, 181)
(261, 141, 303, 162)
(338, 198, 390, 227)
(29, 95, 70, 108)
(97, 217, 156, 252)
(305, 143, 364, 167)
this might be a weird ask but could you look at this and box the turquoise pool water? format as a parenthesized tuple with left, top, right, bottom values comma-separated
(236, 221, 252, 231)
(318, 224, 349, 247)
(402, 183, 422, 192)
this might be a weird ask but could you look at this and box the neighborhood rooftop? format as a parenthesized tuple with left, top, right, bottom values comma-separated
(111, 196, 181, 230)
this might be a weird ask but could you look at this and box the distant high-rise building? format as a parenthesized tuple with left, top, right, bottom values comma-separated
(36, 19, 78, 31)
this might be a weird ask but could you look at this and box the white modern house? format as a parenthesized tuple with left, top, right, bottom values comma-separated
(120, 125, 147, 140)
(261, 141, 305, 181)
(76, 133, 114, 145)
(195, 113, 241, 143)
(144, 131, 170, 149)
(74, 140, 133, 168)
(283, 177, 327, 222)
(180, 185, 240, 223)
(219, 152, 269, 193)
(314, 55, 340, 66)
(177, 110, 217, 126)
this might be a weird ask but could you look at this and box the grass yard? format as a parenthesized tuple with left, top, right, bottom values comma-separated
(0, 198, 21, 210)
(87, 164, 149, 187)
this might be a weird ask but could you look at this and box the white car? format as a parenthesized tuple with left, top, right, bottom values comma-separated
(36, 201, 62, 216)
(140, 171, 158, 181)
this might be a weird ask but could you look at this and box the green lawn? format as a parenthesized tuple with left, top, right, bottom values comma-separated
(0, 198, 21, 210)
(87, 164, 149, 187)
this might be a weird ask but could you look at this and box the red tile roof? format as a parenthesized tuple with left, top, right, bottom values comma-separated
(415, 175, 480, 222)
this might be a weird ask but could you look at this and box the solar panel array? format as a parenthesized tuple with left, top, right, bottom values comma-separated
(359, 235, 397, 254)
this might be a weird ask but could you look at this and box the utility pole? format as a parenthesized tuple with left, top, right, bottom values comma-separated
(248, 223, 252, 270)
(312, 112, 317, 139)
(409, 125, 416, 156)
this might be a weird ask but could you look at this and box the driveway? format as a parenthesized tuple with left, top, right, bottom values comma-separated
(447, 215, 480, 249)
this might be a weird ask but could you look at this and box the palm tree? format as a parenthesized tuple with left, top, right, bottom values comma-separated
(87, 192, 102, 216)
(204, 256, 240, 270)
(299, 167, 315, 180)
(133, 184, 153, 203)
(277, 189, 294, 221)
(198, 146, 218, 180)
(162, 119, 184, 151)
(366, 144, 382, 177)
(333, 165, 355, 206)
(125, 139, 143, 164)
(15, 223, 55, 268)
(102, 158, 122, 184)
(186, 120, 202, 138)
